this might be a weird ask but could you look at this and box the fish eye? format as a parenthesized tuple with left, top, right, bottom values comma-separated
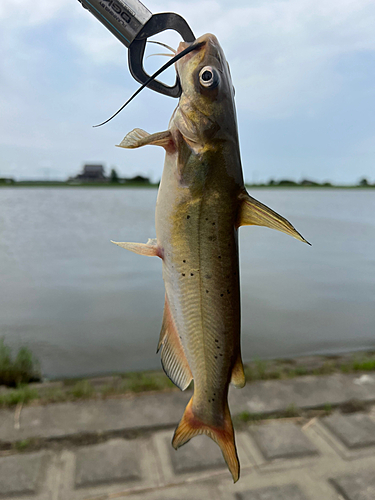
(199, 66, 219, 89)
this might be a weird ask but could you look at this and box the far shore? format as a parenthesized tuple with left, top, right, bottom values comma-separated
(0, 181, 374, 189)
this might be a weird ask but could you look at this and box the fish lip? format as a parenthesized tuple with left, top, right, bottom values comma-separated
(177, 41, 191, 55)
(175, 40, 206, 69)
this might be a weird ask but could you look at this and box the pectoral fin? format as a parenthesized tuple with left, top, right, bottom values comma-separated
(111, 238, 160, 257)
(158, 295, 193, 391)
(237, 191, 310, 245)
(116, 128, 173, 150)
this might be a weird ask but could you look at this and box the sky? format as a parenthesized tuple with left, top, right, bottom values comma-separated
(1, 0, 374, 184)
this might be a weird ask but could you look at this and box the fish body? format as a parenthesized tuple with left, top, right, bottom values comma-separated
(114, 33, 309, 482)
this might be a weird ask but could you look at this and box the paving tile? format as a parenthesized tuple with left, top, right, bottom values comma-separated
(322, 413, 375, 449)
(236, 484, 308, 500)
(250, 422, 318, 460)
(167, 435, 225, 474)
(0, 452, 44, 496)
(125, 481, 223, 500)
(330, 471, 375, 500)
(75, 439, 141, 488)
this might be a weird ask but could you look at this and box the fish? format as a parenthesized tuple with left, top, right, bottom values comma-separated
(112, 33, 309, 482)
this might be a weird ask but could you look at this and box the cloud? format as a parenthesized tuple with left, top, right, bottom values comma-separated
(0, 0, 68, 25)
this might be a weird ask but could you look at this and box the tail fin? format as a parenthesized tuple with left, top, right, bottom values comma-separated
(172, 396, 240, 482)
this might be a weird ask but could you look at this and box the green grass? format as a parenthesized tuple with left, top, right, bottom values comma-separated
(0, 339, 41, 387)
(284, 404, 301, 418)
(2, 350, 375, 410)
(68, 380, 95, 399)
(0, 368, 178, 408)
(0, 385, 39, 407)
(339, 356, 375, 374)
(352, 358, 375, 371)
(234, 411, 263, 424)
(313, 361, 336, 375)
(119, 371, 176, 393)
(14, 439, 34, 451)
(324, 403, 332, 414)
(244, 358, 282, 381)
(243, 353, 375, 383)
(289, 366, 309, 377)
(40, 388, 67, 404)
(233, 404, 303, 427)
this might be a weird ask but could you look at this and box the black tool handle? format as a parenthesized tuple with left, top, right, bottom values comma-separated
(77, 0, 152, 47)
(77, 0, 195, 97)
(129, 13, 195, 97)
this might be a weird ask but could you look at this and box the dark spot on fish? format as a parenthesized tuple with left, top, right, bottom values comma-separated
(227, 290, 230, 294)
(187, 215, 190, 219)
(215, 356, 218, 359)
(220, 293, 224, 297)
(215, 339, 218, 342)
(208, 399, 211, 403)
(206, 290, 209, 293)
(182, 273, 185, 277)
(190, 273, 194, 276)
(205, 218, 208, 221)
(213, 393, 216, 396)
(183, 260, 186, 263)
(219, 353, 223, 356)
(217, 346, 220, 349)
(212, 398, 215, 401)
(212, 222, 215, 226)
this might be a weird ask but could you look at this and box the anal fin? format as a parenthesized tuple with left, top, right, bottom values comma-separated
(231, 354, 246, 389)
(111, 238, 160, 257)
(158, 295, 192, 391)
(237, 191, 311, 245)
(116, 128, 173, 150)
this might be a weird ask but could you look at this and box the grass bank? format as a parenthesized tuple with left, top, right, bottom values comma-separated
(0, 339, 41, 387)
(1, 350, 375, 409)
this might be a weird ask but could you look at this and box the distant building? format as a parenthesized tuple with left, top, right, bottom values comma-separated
(300, 179, 319, 186)
(73, 164, 107, 182)
(125, 175, 150, 185)
(0, 178, 15, 185)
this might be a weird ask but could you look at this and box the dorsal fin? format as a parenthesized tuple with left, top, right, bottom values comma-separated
(158, 295, 193, 391)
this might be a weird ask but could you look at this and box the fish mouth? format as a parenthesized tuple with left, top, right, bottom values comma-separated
(177, 41, 191, 55)
(176, 40, 204, 68)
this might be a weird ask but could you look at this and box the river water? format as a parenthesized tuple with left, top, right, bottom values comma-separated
(0, 188, 374, 379)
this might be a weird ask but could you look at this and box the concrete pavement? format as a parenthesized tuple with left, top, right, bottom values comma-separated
(1, 372, 375, 499)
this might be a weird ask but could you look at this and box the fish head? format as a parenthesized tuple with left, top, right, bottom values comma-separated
(173, 34, 238, 150)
